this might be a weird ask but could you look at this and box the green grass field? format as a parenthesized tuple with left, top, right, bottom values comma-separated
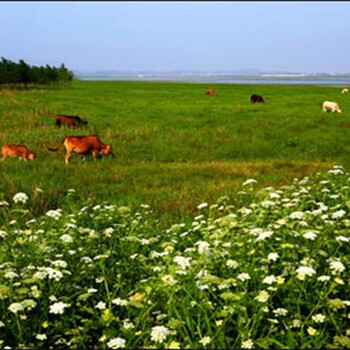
(0, 81, 349, 223)
(0, 81, 349, 348)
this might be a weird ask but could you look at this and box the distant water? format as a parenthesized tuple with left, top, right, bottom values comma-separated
(78, 74, 350, 86)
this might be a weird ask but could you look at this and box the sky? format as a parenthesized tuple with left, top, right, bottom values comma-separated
(1, 1, 350, 74)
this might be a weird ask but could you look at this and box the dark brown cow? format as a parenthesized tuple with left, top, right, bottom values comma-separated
(55, 115, 88, 128)
(1, 144, 36, 161)
(205, 89, 215, 96)
(48, 135, 112, 164)
(250, 94, 265, 103)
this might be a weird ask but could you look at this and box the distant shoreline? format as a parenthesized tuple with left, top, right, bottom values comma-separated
(76, 74, 350, 85)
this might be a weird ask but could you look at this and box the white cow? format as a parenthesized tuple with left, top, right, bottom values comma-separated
(341, 88, 348, 94)
(322, 101, 342, 113)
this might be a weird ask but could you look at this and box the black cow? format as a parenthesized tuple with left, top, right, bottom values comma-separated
(250, 94, 265, 103)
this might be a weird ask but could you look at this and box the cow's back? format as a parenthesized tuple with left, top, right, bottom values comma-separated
(65, 135, 102, 152)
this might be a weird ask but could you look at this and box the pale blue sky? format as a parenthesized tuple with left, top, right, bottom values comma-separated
(1, 1, 350, 73)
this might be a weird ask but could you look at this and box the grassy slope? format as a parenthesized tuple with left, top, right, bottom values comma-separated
(0, 81, 349, 222)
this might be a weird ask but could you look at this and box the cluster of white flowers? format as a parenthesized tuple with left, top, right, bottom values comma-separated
(112, 297, 129, 306)
(255, 290, 270, 303)
(296, 266, 316, 280)
(329, 259, 345, 274)
(150, 326, 170, 343)
(13, 192, 28, 204)
(195, 240, 210, 254)
(49, 301, 69, 315)
(107, 337, 126, 349)
(60, 234, 74, 243)
(237, 273, 251, 282)
(241, 339, 254, 349)
(173, 255, 191, 270)
(46, 209, 62, 220)
(8, 302, 24, 314)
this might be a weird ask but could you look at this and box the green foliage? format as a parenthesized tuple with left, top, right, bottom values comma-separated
(0, 57, 74, 85)
(0, 166, 348, 348)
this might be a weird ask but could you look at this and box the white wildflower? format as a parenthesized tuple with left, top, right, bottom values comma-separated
(96, 301, 107, 310)
(291, 319, 301, 328)
(332, 210, 346, 219)
(5, 271, 18, 279)
(150, 325, 170, 343)
(199, 336, 211, 346)
(263, 275, 276, 285)
(303, 231, 317, 240)
(195, 241, 210, 254)
(51, 260, 68, 268)
(112, 298, 129, 306)
(256, 231, 274, 241)
(122, 319, 134, 329)
(296, 266, 316, 280)
(241, 339, 254, 349)
(13, 192, 28, 204)
(273, 308, 288, 316)
(46, 209, 62, 220)
(8, 303, 24, 314)
(49, 301, 69, 315)
(226, 259, 238, 269)
(173, 256, 191, 270)
(336, 236, 349, 243)
(36, 334, 47, 341)
(329, 260, 345, 274)
(267, 253, 279, 262)
(197, 202, 208, 210)
(289, 211, 305, 220)
(255, 290, 269, 303)
(317, 275, 330, 282)
(107, 337, 126, 349)
(21, 299, 37, 310)
(242, 179, 257, 186)
(237, 273, 251, 281)
(60, 234, 73, 243)
(312, 314, 326, 323)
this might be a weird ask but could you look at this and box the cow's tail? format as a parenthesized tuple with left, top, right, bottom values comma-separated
(48, 138, 65, 152)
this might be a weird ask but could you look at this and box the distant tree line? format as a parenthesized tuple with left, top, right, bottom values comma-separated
(0, 57, 74, 85)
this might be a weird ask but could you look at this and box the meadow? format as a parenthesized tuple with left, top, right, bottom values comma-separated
(0, 81, 349, 348)
(0, 166, 348, 348)
(0, 80, 349, 223)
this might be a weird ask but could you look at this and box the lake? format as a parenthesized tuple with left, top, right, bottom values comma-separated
(77, 74, 350, 86)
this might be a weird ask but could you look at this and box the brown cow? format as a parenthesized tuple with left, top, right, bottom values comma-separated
(250, 94, 265, 103)
(1, 144, 36, 161)
(55, 115, 88, 128)
(205, 89, 215, 96)
(48, 135, 112, 164)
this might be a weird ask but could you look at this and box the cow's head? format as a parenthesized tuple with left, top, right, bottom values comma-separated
(101, 144, 113, 156)
(28, 152, 36, 160)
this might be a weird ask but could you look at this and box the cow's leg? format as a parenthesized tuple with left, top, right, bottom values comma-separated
(92, 150, 98, 161)
(1, 155, 6, 161)
(65, 151, 72, 164)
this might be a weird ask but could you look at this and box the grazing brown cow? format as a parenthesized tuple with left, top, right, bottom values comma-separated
(1, 144, 36, 161)
(55, 115, 88, 128)
(250, 94, 265, 103)
(48, 135, 112, 164)
(205, 89, 215, 96)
